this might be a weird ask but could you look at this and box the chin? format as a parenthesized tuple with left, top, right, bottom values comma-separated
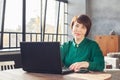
(75, 37, 81, 39)
(76, 36, 83, 39)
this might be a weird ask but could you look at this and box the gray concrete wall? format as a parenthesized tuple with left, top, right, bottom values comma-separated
(88, 0, 120, 39)
(67, 0, 86, 40)
(68, 0, 120, 39)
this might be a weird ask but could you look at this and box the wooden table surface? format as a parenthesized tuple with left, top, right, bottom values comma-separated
(0, 68, 111, 80)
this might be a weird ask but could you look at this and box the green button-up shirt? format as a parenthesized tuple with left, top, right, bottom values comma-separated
(60, 38, 105, 71)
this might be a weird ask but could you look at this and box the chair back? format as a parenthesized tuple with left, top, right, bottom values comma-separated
(0, 61, 15, 71)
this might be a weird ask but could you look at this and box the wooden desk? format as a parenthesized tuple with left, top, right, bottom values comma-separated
(0, 68, 111, 80)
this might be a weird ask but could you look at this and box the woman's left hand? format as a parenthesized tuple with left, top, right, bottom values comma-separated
(69, 61, 89, 72)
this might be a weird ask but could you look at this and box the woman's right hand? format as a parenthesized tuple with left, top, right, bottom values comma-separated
(69, 61, 89, 72)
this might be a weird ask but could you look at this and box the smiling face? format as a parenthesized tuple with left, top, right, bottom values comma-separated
(70, 15, 92, 38)
(72, 21, 87, 40)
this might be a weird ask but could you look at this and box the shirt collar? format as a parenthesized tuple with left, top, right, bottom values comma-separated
(72, 38, 87, 47)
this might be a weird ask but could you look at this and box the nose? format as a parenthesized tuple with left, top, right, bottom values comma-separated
(75, 27, 82, 32)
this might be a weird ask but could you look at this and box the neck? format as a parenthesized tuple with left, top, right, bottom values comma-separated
(75, 37, 85, 44)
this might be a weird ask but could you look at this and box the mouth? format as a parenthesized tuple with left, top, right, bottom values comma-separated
(74, 33, 81, 36)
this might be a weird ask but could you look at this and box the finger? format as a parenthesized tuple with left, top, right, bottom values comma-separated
(74, 63, 81, 71)
(69, 64, 74, 70)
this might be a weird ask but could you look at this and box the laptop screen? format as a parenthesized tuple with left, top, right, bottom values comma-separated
(20, 42, 63, 74)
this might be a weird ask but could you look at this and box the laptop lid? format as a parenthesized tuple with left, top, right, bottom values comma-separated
(20, 42, 63, 74)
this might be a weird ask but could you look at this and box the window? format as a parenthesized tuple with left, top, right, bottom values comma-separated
(3, 0, 22, 48)
(0, 0, 68, 49)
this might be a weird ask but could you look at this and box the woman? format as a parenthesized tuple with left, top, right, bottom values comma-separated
(60, 14, 104, 72)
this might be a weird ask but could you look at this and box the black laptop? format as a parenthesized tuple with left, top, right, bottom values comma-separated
(20, 42, 73, 74)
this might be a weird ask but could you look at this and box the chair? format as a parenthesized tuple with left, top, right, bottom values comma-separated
(0, 61, 15, 71)
(107, 52, 120, 69)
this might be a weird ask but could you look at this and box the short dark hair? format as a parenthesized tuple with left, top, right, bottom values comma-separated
(70, 14, 92, 37)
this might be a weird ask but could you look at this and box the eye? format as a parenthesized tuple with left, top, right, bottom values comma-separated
(81, 26, 86, 29)
(75, 24, 79, 27)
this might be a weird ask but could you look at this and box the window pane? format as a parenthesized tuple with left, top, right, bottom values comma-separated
(3, 0, 22, 48)
(26, 0, 40, 33)
(0, 0, 4, 31)
(4, 0, 22, 32)
(26, 0, 41, 42)
(44, 1, 68, 42)
(45, 0, 56, 33)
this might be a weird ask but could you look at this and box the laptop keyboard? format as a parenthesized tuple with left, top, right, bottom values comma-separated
(62, 67, 74, 74)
